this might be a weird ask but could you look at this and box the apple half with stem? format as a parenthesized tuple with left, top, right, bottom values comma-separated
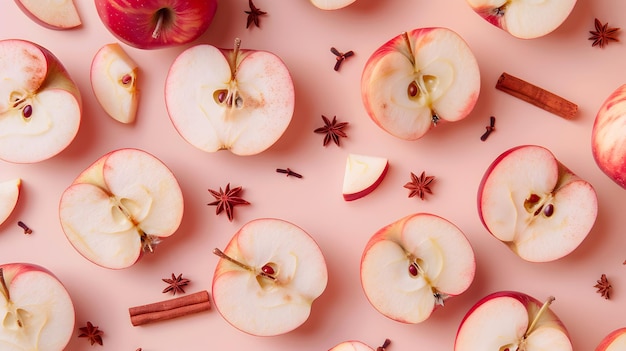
(455, 291, 572, 351)
(595, 328, 626, 351)
(0, 179, 21, 226)
(0, 263, 75, 351)
(212, 218, 328, 336)
(310, 0, 356, 10)
(94, 0, 218, 49)
(361, 27, 480, 140)
(59, 148, 184, 269)
(477, 145, 597, 262)
(592, 84, 626, 189)
(329, 339, 391, 351)
(360, 213, 475, 324)
(342, 153, 389, 201)
(165, 38, 295, 155)
(0, 39, 82, 163)
(91, 43, 139, 124)
(14, 0, 81, 30)
(465, 0, 577, 39)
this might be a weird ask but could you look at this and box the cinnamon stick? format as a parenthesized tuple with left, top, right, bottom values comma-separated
(129, 290, 210, 326)
(495, 72, 578, 119)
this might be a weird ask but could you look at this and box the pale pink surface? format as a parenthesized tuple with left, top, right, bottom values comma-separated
(0, 1, 625, 350)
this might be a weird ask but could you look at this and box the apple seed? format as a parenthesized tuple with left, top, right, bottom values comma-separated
(121, 74, 133, 85)
(543, 203, 554, 217)
(261, 264, 275, 275)
(408, 262, 419, 276)
(22, 105, 32, 118)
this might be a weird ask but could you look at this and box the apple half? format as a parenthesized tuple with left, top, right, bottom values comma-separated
(0, 263, 75, 351)
(342, 153, 389, 201)
(455, 291, 572, 351)
(165, 39, 295, 155)
(0, 179, 21, 226)
(212, 218, 328, 336)
(477, 145, 597, 262)
(361, 27, 480, 140)
(0, 39, 82, 163)
(360, 213, 475, 324)
(465, 0, 577, 39)
(595, 328, 626, 351)
(59, 148, 184, 269)
(14, 0, 81, 30)
(91, 43, 139, 124)
(592, 84, 626, 189)
(310, 0, 356, 10)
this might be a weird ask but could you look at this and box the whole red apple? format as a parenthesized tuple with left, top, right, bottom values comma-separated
(592, 84, 626, 189)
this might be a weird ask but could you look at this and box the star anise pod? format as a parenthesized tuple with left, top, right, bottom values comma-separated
(314, 115, 348, 147)
(245, 0, 266, 28)
(162, 273, 190, 295)
(404, 171, 435, 200)
(208, 183, 250, 221)
(78, 321, 104, 346)
(589, 18, 620, 48)
(594, 273, 612, 299)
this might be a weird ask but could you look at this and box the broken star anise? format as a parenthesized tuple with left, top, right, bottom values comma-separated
(404, 171, 435, 200)
(314, 115, 348, 147)
(594, 273, 612, 299)
(589, 18, 620, 48)
(208, 183, 250, 222)
(245, 0, 266, 28)
(162, 273, 190, 295)
(78, 321, 104, 346)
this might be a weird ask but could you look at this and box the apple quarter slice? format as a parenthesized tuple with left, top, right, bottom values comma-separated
(15, 0, 81, 30)
(0, 179, 21, 226)
(91, 43, 139, 124)
(342, 153, 389, 201)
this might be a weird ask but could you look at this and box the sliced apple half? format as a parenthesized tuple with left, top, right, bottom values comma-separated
(342, 153, 389, 201)
(91, 43, 139, 124)
(0, 179, 21, 226)
(595, 328, 626, 351)
(14, 0, 81, 30)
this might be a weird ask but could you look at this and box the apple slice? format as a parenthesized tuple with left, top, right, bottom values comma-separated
(310, 0, 356, 10)
(0, 179, 21, 226)
(212, 218, 328, 336)
(477, 145, 597, 262)
(14, 0, 81, 30)
(91, 43, 139, 124)
(329, 339, 390, 351)
(165, 38, 295, 155)
(455, 291, 572, 351)
(465, 0, 577, 39)
(342, 153, 389, 201)
(0, 263, 75, 350)
(361, 213, 475, 324)
(595, 328, 626, 351)
(592, 84, 626, 189)
(59, 148, 184, 269)
(0, 39, 82, 163)
(361, 28, 480, 140)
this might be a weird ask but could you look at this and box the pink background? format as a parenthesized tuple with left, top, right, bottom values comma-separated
(1, 0, 625, 349)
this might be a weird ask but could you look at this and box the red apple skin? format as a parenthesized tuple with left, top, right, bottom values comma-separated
(343, 162, 389, 201)
(595, 328, 626, 351)
(94, 0, 218, 49)
(592, 84, 626, 189)
(470, 7, 502, 28)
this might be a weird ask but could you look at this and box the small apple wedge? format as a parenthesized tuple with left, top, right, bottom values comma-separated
(455, 291, 572, 351)
(310, 0, 356, 10)
(0, 179, 21, 226)
(465, 0, 576, 39)
(477, 145, 597, 262)
(329, 339, 390, 351)
(59, 148, 184, 269)
(0, 263, 75, 350)
(342, 153, 389, 201)
(91, 43, 139, 124)
(0, 39, 82, 163)
(595, 328, 626, 351)
(14, 0, 81, 30)
(360, 213, 475, 324)
(361, 28, 480, 140)
(592, 84, 626, 189)
(212, 218, 328, 336)
(165, 38, 295, 155)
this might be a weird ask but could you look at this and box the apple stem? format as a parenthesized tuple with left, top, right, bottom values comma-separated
(231, 38, 242, 79)
(401, 32, 415, 66)
(152, 10, 165, 39)
(525, 296, 556, 338)
(376, 338, 391, 351)
(213, 248, 275, 280)
(0, 268, 10, 302)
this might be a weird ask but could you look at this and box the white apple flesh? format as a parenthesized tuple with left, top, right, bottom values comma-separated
(360, 213, 475, 324)
(361, 28, 480, 140)
(465, 0, 577, 39)
(477, 145, 597, 262)
(0, 39, 82, 163)
(310, 0, 356, 10)
(0, 263, 75, 351)
(342, 153, 389, 201)
(165, 38, 295, 155)
(0, 179, 21, 226)
(14, 0, 81, 30)
(592, 84, 626, 189)
(595, 328, 626, 351)
(59, 148, 184, 269)
(91, 43, 139, 124)
(455, 291, 572, 351)
(212, 218, 328, 336)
